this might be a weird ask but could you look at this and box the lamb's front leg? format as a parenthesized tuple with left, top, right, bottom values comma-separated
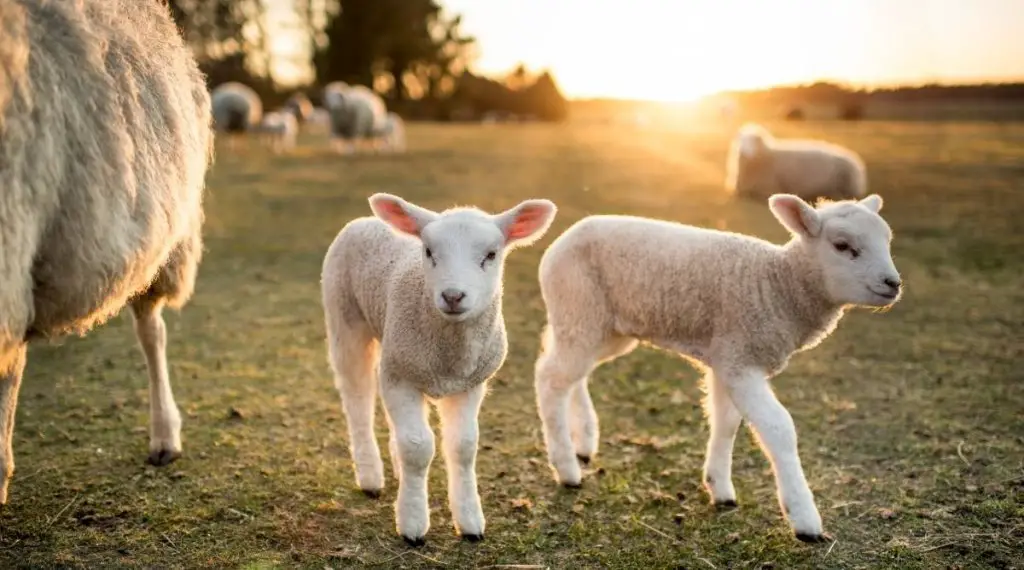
(569, 377, 599, 463)
(702, 371, 742, 506)
(131, 299, 182, 466)
(381, 380, 434, 546)
(719, 366, 828, 542)
(437, 383, 486, 541)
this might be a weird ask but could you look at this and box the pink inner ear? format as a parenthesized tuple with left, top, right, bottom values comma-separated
(507, 205, 548, 241)
(377, 200, 419, 235)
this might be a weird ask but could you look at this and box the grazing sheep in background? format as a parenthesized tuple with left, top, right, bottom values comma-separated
(211, 81, 263, 150)
(534, 194, 901, 542)
(321, 193, 557, 545)
(726, 123, 867, 202)
(284, 91, 313, 123)
(0, 0, 213, 504)
(322, 83, 389, 155)
(258, 110, 299, 154)
(372, 111, 406, 153)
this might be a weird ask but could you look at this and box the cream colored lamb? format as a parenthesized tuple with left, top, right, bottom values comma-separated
(726, 123, 867, 201)
(321, 193, 557, 546)
(534, 193, 902, 543)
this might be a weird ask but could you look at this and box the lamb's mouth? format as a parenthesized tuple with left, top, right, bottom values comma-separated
(868, 287, 898, 301)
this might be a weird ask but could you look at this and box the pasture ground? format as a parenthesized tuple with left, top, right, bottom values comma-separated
(1, 119, 1021, 569)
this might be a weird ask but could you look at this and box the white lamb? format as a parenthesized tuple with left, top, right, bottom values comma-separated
(1, 0, 212, 504)
(725, 123, 867, 202)
(211, 81, 263, 151)
(322, 82, 389, 155)
(258, 110, 299, 154)
(534, 193, 902, 542)
(321, 193, 557, 545)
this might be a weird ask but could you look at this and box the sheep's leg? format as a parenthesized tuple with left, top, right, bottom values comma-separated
(437, 383, 486, 540)
(381, 379, 433, 546)
(0, 345, 27, 506)
(701, 371, 742, 506)
(719, 367, 827, 542)
(328, 326, 384, 496)
(131, 299, 182, 466)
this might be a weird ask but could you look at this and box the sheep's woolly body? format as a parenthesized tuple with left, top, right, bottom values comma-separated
(211, 81, 262, 133)
(1, 0, 212, 346)
(726, 123, 867, 201)
(324, 83, 388, 141)
(322, 217, 507, 399)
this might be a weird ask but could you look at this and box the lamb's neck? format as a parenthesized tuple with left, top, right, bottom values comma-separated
(773, 240, 845, 349)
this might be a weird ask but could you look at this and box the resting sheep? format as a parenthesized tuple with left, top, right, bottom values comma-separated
(726, 123, 867, 201)
(0, 0, 213, 504)
(211, 81, 263, 150)
(257, 109, 298, 154)
(322, 82, 389, 154)
(321, 193, 557, 545)
(534, 194, 902, 542)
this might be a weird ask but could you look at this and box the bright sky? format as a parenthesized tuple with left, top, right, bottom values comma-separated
(267, 0, 1024, 101)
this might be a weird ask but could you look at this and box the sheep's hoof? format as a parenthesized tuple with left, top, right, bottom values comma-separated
(361, 488, 382, 499)
(795, 531, 834, 544)
(576, 454, 591, 465)
(146, 449, 181, 467)
(461, 533, 484, 543)
(402, 535, 426, 548)
(714, 499, 739, 510)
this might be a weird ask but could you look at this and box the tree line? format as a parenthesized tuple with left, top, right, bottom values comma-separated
(164, 0, 569, 121)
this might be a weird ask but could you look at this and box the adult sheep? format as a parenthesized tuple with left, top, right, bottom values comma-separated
(725, 123, 867, 201)
(211, 81, 263, 149)
(322, 82, 389, 154)
(0, 0, 213, 505)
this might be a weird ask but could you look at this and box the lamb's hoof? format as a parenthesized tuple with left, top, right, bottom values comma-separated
(146, 449, 181, 467)
(402, 535, 426, 548)
(461, 533, 484, 543)
(361, 488, 382, 499)
(576, 454, 591, 465)
(795, 531, 834, 544)
(562, 481, 583, 489)
(715, 499, 739, 510)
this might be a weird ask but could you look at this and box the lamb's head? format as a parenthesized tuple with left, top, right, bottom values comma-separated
(770, 193, 902, 308)
(369, 193, 558, 322)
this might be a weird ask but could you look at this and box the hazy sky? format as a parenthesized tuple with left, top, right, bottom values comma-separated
(268, 0, 1024, 101)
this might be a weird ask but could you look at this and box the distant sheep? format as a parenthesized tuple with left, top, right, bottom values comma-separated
(372, 111, 406, 152)
(211, 81, 263, 149)
(321, 193, 557, 545)
(258, 110, 298, 154)
(0, 0, 213, 504)
(534, 194, 901, 542)
(284, 91, 313, 123)
(322, 82, 389, 154)
(725, 123, 867, 201)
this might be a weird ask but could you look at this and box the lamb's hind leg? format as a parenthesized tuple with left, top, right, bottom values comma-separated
(328, 323, 384, 497)
(0, 345, 27, 505)
(131, 298, 183, 466)
(570, 337, 638, 465)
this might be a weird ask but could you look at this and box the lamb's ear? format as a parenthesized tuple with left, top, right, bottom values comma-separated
(493, 199, 558, 248)
(768, 194, 822, 238)
(859, 194, 883, 213)
(368, 193, 438, 238)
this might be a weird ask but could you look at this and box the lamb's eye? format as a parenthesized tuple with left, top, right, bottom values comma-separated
(485, 251, 496, 261)
(424, 247, 433, 258)
(833, 242, 849, 252)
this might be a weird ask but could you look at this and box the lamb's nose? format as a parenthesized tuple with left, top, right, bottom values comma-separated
(441, 289, 466, 309)
(883, 277, 902, 292)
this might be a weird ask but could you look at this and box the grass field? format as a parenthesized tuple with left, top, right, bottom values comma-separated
(1, 119, 1021, 569)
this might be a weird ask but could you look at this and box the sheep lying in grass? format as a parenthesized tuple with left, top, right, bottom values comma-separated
(726, 123, 867, 201)
(322, 82, 389, 155)
(257, 110, 298, 154)
(0, 0, 212, 504)
(321, 193, 557, 545)
(211, 81, 263, 150)
(534, 194, 902, 542)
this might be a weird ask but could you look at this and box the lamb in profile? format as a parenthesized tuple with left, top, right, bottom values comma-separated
(534, 194, 901, 542)
(0, 0, 213, 504)
(321, 193, 557, 545)
(258, 110, 299, 154)
(322, 82, 389, 154)
(211, 81, 263, 150)
(726, 123, 867, 201)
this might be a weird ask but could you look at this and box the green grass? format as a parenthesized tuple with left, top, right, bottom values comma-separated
(1, 118, 1022, 569)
